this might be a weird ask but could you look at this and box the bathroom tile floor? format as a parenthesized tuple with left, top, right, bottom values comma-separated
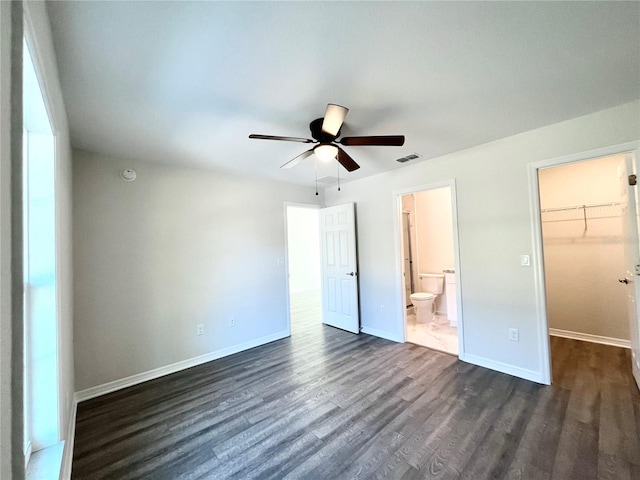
(406, 312, 459, 355)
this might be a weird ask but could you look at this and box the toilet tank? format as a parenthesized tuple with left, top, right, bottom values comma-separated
(419, 273, 444, 294)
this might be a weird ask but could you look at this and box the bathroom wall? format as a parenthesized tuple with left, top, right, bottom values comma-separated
(539, 155, 629, 341)
(414, 188, 455, 313)
(401, 194, 418, 298)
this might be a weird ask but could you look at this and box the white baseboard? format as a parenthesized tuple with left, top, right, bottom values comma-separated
(59, 398, 77, 480)
(460, 352, 545, 384)
(449, 319, 458, 328)
(75, 330, 289, 403)
(549, 328, 630, 349)
(361, 326, 403, 343)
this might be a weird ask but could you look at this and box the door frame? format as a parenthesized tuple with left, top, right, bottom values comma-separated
(392, 179, 465, 357)
(528, 140, 640, 385)
(283, 202, 322, 337)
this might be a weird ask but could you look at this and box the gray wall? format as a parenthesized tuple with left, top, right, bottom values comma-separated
(1, 2, 22, 477)
(73, 150, 323, 390)
(324, 100, 639, 381)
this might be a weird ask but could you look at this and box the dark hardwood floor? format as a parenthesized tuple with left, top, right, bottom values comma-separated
(72, 295, 640, 479)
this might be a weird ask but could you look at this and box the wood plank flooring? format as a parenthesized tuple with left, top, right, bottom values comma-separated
(72, 296, 640, 479)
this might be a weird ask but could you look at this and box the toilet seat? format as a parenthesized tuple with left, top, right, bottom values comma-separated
(410, 292, 435, 301)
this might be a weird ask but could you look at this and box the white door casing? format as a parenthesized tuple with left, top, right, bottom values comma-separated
(529, 141, 640, 385)
(320, 203, 360, 334)
(619, 154, 640, 391)
(402, 212, 412, 307)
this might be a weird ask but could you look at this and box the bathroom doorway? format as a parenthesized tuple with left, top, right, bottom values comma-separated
(395, 181, 463, 356)
(284, 204, 322, 335)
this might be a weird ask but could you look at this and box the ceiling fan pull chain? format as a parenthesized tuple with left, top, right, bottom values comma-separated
(337, 160, 341, 192)
(315, 156, 319, 196)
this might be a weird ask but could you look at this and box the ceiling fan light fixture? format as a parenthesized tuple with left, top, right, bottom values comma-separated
(322, 104, 349, 136)
(314, 144, 338, 162)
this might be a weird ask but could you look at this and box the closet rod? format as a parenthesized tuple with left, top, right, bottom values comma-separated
(540, 201, 620, 213)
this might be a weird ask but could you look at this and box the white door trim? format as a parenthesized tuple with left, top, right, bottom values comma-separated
(392, 180, 465, 358)
(283, 202, 321, 337)
(527, 140, 640, 386)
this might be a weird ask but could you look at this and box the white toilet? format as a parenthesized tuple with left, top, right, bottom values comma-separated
(410, 273, 444, 324)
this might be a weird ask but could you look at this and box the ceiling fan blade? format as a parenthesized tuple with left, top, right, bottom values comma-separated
(281, 149, 314, 169)
(249, 134, 314, 143)
(339, 135, 405, 146)
(336, 147, 360, 172)
(321, 104, 349, 137)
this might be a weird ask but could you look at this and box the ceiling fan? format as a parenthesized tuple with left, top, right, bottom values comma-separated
(249, 104, 405, 172)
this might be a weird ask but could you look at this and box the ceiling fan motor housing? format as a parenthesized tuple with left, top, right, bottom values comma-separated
(310, 118, 339, 143)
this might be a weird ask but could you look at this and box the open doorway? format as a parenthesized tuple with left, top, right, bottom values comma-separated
(285, 204, 322, 335)
(539, 155, 630, 347)
(396, 182, 463, 356)
(529, 142, 640, 387)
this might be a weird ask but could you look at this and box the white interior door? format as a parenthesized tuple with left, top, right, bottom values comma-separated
(618, 153, 640, 391)
(320, 203, 360, 334)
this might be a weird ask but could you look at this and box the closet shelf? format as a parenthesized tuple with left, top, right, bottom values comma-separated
(540, 202, 621, 229)
(540, 201, 620, 214)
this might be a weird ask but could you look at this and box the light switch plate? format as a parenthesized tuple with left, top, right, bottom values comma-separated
(520, 255, 530, 267)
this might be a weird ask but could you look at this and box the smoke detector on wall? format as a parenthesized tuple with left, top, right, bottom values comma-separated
(120, 168, 136, 181)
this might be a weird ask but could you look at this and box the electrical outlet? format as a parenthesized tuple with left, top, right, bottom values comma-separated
(196, 324, 204, 336)
(509, 328, 519, 342)
(229, 317, 236, 327)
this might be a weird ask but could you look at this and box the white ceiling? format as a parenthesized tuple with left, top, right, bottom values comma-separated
(47, 1, 640, 186)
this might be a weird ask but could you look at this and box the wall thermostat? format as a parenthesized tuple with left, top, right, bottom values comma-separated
(120, 168, 136, 182)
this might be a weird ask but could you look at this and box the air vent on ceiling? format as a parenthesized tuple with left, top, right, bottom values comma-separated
(317, 176, 339, 184)
(396, 153, 421, 163)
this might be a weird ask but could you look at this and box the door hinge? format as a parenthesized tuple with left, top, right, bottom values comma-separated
(629, 174, 637, 186)
(635, 264, 640, 276)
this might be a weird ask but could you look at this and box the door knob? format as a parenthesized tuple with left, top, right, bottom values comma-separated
(346, 272, 357, 276)
(619, 278, 629, 284)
